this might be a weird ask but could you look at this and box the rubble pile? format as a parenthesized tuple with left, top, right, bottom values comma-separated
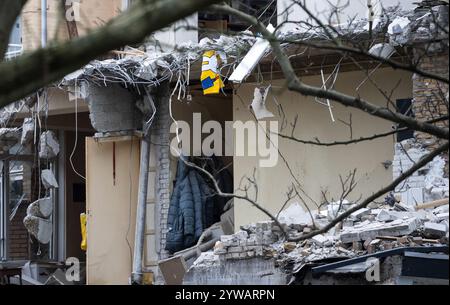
(191, 200, 449, 280)
(394, 139, 449, 204)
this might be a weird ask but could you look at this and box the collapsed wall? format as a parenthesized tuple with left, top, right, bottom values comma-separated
(85, 83, 142, 134)
(392, 3, 449, 207)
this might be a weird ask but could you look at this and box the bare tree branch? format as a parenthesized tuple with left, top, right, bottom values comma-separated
(210, 4, 449, 140)
(276, 115, 449, 146)
(0, 0, 28, 58)
(290, 141, 449, 242)
(0, 0, 221, 108)
(180, 157, 289, 239)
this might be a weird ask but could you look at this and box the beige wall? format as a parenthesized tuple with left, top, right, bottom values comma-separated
(86, 137, 140, 285)
(233, 68, 413, 228)
(22, 0, 123, 51)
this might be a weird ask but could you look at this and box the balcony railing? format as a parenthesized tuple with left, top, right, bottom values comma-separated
(4, 44, 23, 60)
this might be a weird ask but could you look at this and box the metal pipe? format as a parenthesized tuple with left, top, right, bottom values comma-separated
(41, 0, 47, 47)
(131, 136, 151, 285)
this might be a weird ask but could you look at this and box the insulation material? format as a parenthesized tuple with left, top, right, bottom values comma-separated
(201, 50, 224, 95)
(39, 131, 60, 159)
(228, 24, 275, 83)
(21, 117, 35, 145)
(41, 169, 59, 189)
(23, 215, 53, 245)
(251, 87, 274, 120)
(27, 197, 53, 219)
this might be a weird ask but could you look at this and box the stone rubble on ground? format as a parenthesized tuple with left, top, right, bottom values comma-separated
(190, 199, 449, 276)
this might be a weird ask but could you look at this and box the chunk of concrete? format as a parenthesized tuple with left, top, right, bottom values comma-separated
(311, 234, 329, 246)
(39, 131, 60, 158)
(327, 200, 353, 220)
(21, 118, 35, 146)
(423, 222, 447, 238)
(27, 197, 53, 219)
(0, 128, 21, 153)
(41, 169, 59, 189)
(158, 255, 188, 285)
(278, 202, 314, 226)
(351, 208, 370, 220)
(86, 84, 142, 133)
(23, 215, 53, 244)
(435, 213, 449, 222)
(376, 209, 396, 222)
(340, 217, 420, 243)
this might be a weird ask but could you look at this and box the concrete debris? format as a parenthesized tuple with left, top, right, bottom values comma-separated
(85, 83, 142, 133)
(41, 169, 59, 189)
(251, 87, 274, 120)
(194, 192, 449, 273)
(277, 202, 314, 226)
(350, 208, 371, 221)
(423, 222, 447, 238)
(189, 193, 449, 284)
(340, 217, 421, 243)
(368, 43, 395, 59)
(0, 97, 36, 127)
(23, 197, 54, 244)
(23, 215, 53, 244)
(39, 131, 60, 159)
(0, 128, 20, 153)
(376, 209, 397, 222)
(311, 234, 333, 247)
(435, 212, 449, 222)
(327, 200, 353, 220)
(394, 139, 449, 205)
(388, 16, 411, 35)
(21, 118, 35, 145)
(27, 197, 53, 219)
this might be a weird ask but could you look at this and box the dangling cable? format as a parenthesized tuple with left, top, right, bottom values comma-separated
(70, 82, 86, 180)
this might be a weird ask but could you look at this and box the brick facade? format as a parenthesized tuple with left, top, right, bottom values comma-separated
(393, 48, 449, 205)
(8, 204, 29, 260)
(412, 52, 449, 176)
(412, 53, 449, 153)
(152, 82, 171, 261)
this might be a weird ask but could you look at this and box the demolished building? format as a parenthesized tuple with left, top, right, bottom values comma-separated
(0, 0, 448, 285)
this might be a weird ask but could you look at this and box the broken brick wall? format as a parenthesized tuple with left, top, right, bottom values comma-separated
(412, 51, 449, 162)
(412, 49, 449, 178)
(153, 82, 171, 262)
(8, 204, 29, 260)
(393, 49, 449, 205)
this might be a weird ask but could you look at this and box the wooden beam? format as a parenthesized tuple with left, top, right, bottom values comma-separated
(415, 198, 449, 210)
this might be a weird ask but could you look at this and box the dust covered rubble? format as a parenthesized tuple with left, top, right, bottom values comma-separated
(189, 200, 449, 275)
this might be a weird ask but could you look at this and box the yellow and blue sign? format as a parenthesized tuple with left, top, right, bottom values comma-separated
(201, 50, 224, 95)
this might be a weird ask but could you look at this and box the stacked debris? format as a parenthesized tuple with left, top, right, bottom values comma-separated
(187, 199, 449, 284)
(22, 132, 60, 245)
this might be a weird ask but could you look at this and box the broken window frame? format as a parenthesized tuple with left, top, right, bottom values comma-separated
(0, 154, 59, 262)
(396, 98, 415, 142)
